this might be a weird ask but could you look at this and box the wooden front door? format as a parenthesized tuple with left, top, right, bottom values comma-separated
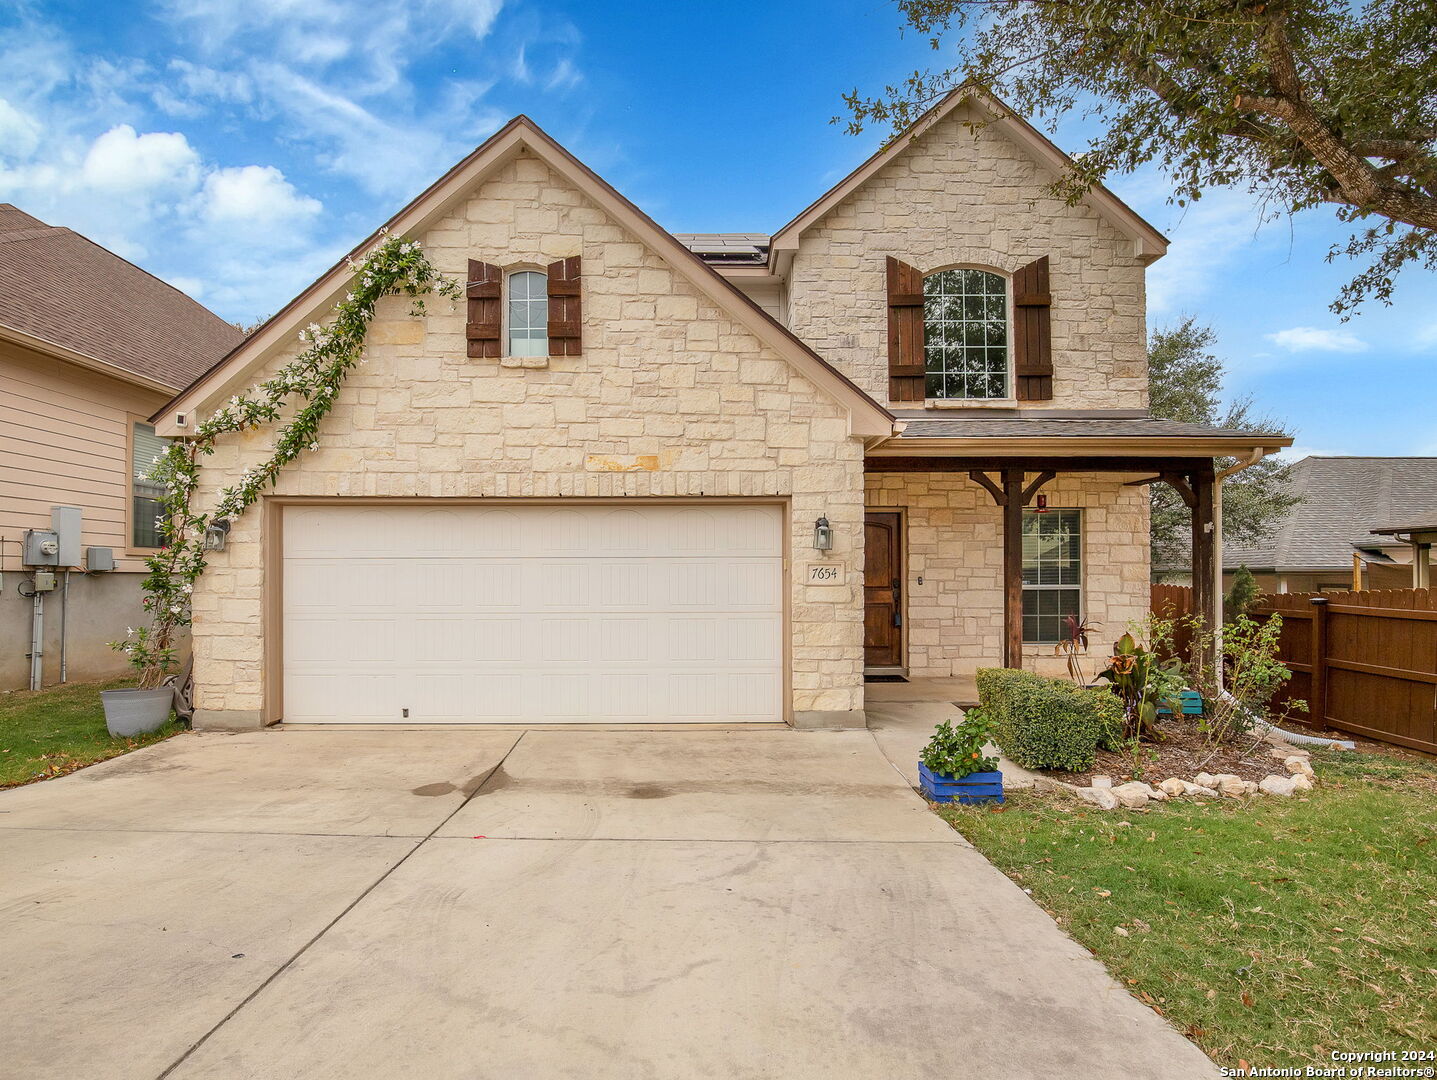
(864, 512, 903, 668)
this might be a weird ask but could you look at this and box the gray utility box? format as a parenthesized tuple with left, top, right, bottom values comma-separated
(22, 529, 59, 567)
(52, 506, 82, 567)
(86, 547, 115, 572)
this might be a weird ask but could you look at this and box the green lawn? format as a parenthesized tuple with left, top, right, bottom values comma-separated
(0, 678, 185, 788)
(940, 749, 1437, 1072)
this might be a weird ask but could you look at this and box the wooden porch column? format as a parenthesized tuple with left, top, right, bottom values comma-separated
(1002, 467, 1025, 669)
(1190, 463, 1216, 670)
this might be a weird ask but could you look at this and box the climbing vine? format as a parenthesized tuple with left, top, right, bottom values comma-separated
(111, 232, 463, 687)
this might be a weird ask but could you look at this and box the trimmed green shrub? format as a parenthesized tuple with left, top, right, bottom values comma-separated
(975, 668, 1124, 772)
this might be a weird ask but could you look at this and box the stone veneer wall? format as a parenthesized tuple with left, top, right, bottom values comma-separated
(785, 101, 1150, 411)
(189, 152, 867, 724)
(865, 471, 1151, 677)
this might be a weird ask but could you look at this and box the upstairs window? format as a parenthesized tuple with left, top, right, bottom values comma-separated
(131, 421, 169, 549)
(507, 270, 548, 357)
(923, 269, 1008, 400)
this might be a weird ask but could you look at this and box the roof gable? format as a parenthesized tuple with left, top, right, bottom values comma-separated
(157, 119, 894, 438)
(769, 87, 1168, 266)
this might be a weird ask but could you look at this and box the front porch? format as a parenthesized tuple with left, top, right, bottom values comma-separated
(860, 417, 1294, 679)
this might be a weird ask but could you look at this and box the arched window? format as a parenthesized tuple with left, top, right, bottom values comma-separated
(923, 268, 1008, 399)
(508, 270, 548, 357)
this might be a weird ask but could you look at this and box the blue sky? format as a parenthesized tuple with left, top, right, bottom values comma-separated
(2, 0, 1431, 458)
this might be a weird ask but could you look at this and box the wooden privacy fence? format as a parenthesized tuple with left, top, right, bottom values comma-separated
(1252, 589, 1437, 754)
(1149, 583, 1437, 753)
(1149, 583, 1195, 662)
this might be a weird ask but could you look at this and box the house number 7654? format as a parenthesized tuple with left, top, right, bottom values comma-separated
(807, 565, 840, 583)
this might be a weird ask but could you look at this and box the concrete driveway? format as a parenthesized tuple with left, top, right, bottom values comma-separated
(0, 716, 1217, 1079)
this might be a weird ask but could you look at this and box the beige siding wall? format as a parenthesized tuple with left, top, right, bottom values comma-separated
(0, 339, 164, 571)
(0, 339, 173, 688)
(865, 471, 1151, 677)
(190, 154, 867, 721)
(786, 101, 1149, 411)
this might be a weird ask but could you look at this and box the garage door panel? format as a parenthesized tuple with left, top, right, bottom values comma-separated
(285, 616, 404, 663)
(284, 672, 399, 722)
(282, 504, 784, 724)
(667, 616, 782, 663)
(411, 616, 525, 663)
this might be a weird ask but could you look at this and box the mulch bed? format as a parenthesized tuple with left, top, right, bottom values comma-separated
(1044, 715, 1280, 788)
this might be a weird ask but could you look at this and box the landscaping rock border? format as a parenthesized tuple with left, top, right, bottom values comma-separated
(1061, 744, 1319, 810)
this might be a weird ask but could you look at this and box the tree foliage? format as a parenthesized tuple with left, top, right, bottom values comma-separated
(1147, 318, 1301, 568)
(844, 1, 1437, 313)
(1224, 564, 1261, 622)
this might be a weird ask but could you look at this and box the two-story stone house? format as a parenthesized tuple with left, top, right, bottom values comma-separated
(155, 88, 1289, 730)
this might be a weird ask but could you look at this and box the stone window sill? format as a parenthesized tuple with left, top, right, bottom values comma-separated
(922, 398, 1019, 410)
(500, 355, 551, 369)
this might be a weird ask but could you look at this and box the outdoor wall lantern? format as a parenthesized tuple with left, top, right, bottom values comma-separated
(203, 518, 232, 552)
(813, 516, 834, 552)
(1034, 494, 1049, 513)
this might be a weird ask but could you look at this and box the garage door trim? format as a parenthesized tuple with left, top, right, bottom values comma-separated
(262, 496, 792, 725)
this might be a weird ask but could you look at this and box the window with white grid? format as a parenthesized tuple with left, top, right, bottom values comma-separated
(1022, 509, 1081, 644)
(922, 268, 1009, 399)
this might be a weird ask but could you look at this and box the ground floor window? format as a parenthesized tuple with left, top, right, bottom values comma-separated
(131, 421, 169, 549)
(1022, 508, 1081, 643)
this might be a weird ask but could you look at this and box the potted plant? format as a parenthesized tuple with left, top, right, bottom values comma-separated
(918, 711, 1003, 804)
(101, 625, 176, 737)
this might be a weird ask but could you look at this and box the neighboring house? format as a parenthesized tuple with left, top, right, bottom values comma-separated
(154, 88, 1289, 730)
(1370, 515, 1437, 589)
(0, 204, 243, 689)
(1162, 456, 1437, 594)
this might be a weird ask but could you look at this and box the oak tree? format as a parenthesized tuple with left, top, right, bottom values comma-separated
(844, 1, 1437, 313)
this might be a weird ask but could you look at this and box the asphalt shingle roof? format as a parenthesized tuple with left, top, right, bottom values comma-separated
(0, 203, 243, 389)
(1225, 457, 1437, 571)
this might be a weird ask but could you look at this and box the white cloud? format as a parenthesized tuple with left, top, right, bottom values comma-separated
(0, 3, 581, 321)
(0, 98, 44, 158)
(80, 125, 201, 194)
(198, 164, 321, 226)
(545, 57, 582, 92)
(1264, 326, 1369, 353)
(162, 0, 505, 91)
(164, 274, 207, 299)
(1129, 179, 1272, 316)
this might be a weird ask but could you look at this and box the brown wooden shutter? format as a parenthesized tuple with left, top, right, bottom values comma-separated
(465, 260, 501, 358)
(547, 256, 582, 356)
(1012, 255, 1053, 401)
(886, 256, 926, 402)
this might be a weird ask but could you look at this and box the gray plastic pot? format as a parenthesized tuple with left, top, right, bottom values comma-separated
(101, 687, 174, 738)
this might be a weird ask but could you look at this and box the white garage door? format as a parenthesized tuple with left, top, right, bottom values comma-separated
(281, 503, 784, 724)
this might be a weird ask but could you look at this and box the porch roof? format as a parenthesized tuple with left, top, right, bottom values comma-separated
(873, 415, 1291, 460)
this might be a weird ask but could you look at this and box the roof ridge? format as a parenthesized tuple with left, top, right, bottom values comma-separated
(52, 224, 234, 329)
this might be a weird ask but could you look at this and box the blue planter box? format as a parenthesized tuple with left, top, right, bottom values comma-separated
(919, 764, 1004, 804)
(1157, 690, 1205, 717)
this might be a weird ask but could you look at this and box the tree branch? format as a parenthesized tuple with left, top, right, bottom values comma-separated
(1244, 8, 1437, 229)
